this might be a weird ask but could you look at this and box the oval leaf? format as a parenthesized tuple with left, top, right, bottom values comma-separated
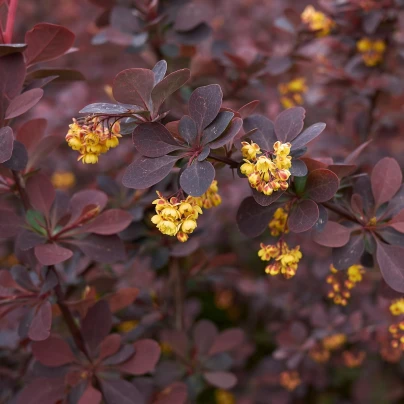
(202, 111, 234, 145)
(209, 117, 243, 149)
(3, 140, 28, 171)
(288, 199, 319, 233)
(291, 122, 326, 150)
(274, 107, 305, 142)
(203, 371, 237, 389)
(35, 243, 73, 265)
(26, 173, 55, 215)
(312, 221, 351, 247)
(152, 60, 167, 84)
(5, 88, 44, 119)
(289, 159, 308, 177)
(178, 115, 198, 145)
(376, 240, 404, 293)
(82, 209, 132, 235)
(0, 126, 14, 163)
(243, 115, 277, 151)
(180, 160, 215, 196)
(333, 234, 365, 270)
(208, 328, 244, 356)
(305, 169, 339, 203)
(32, 335, 75, 366)
(28, 301, 52, 341)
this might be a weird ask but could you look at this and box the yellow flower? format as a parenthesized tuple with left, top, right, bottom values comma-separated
(157, 220, 177, 236)
(118, 320, 138, 333)
(357, 38, 386, 66)
(51, 171, 76, 189)
(390, 298, 404, 316)
(215, 389, 235, 404)
(389, 320, 404, 350)
(322, 333, 346, 351)
(241, 141, 261, 160)
(182, 219, 197, 234)
(240, 160, 255, 176)
(80, 153, 99, 164)
(309, 345, 330, 363)
(193, 180, 222, 209)
(343, 351, 366, 368)
(301, 5, 335, 37)
(280, 371, 301, 391)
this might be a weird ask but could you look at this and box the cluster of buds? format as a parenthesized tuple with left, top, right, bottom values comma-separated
(269, 207, 289, 237)
(326, 264, 364, 306)
(278, 77, 308, 109)
(301, 5, 335, 37)
(151, 192, 203, 242)
(322, 333, 347, 351)
(240, 141, 292, 196)
(356, 38, 386, 67)
(279, 371, 301, 391)
(51, 171, 76, 189)
(389, 298, 404, 316)
(342, 350, 366, 368)
(66, 117, 122, 164)
(258, 241, 302, 279)
(193, 180, 222, 209)
(389, 321, 404, 350)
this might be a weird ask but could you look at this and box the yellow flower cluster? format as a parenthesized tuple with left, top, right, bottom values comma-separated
(309, 345, 331, 363)
(357, 38, 386, 67)
(194, 180, 222, 209)
(322, 333, 347, 351)
(342, 350, 366, 368)
(389, 321, 404, 350)
(326, 264, 364, 306)
(279, 371, 301, 391)
(240, 141, 291, 195)
(66, 117, 121, 164)
(278, 78, 308, 109)
(258, 241, 302, 279)
(301, 5, 335, 37)
(389, 298, 404, 316)
(151, 192, 203, 242)
(214, 389, 235, 404)
(269, 207, 289, 237)
(51, 171, 76, 189)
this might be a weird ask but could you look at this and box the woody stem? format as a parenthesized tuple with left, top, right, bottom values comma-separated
(208, 153, 239, 168)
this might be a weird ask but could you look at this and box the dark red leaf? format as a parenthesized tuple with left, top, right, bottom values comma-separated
(332, 234, 365, 270)
(170, 238, 200, 257)
(5, 88, 43, 119)
(82, 209, 132, 235)
(0, 209, 23, 239)
(0, 126, 13, 163)
(312, 221, 351, 247)
(118, 339, 161, 375)
(100, 379, 143, 404)
(16, 118, 47, 151)
(160, 329, 189, 359)
(68, 189, 108, 225)
(151, 69, 190, 113)
(26, 173, 55, 215)
(113, 68, 155, 109)
(390, 209, 404, 233)
(99, 334, 122, 360)
(291, 122, 326, 150)
(371, 157, 402, 208)
(174, 23, 212, 45)
(10, 265, 36, 291)
(238, 100, 260, 118)
(3, 140, 28, 171)
(0, 43, 27, 57)
(344, 140, 372, 164)
(80, 102, 133, 115)
(243, 115, 277, 151)
(133, 122, 183, 158)
(27, 135, 61, 170)
(35, 243, 73, 265)
(208, 328, 244, 356)
(305, 169, 339, 203)
(81, 300, 112, 353)
(178, 115, 198, 145)
(32, 335, 75, 366)
(288, 199, 319, 233)
(122, 155, 179, 189)
(376, 240, 404, 293)
(174, 3, 210, 31)
(24, 23, 75, 66)
(252, 189, 285, 207)
(274, 107, 305, 142)
(78, 385, 102, 404)
(107, 287, 139, 313)
(153, 382, 188, 404)
(289, 159, 308, 177)
(203, 371, 237, 389)
(237, 197, 275, 237)
(152, 60, 167, 84)
(180, 160, 215, 196)
(193, 320, 218, 357)
(189, 84, 223, 131)
(209, 117, 243, 149)
(16, 377, 65, 404)
(102, 344, 135, 366)
(28, 301, 52, 341)
(202, 111, 234, 144)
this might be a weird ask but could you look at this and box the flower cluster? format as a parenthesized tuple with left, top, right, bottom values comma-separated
(322, 333, 347, 351)
(240, 141, 292, 195)
(51, 171, 76, 189)
(65, 117, 121, 164)
(357, 38, 386, 67)
(278, 77, 308, 109)
(309, 345, 331, 364)
(214, 389, 235, 404)
(258, 241, 302, 279)
(269, 207, 289, 237)
(389, 298, 404, 316)
(301, 5, 335, 37)
(194, 180, 222, 209)
(151, 192, 203, 242)
(389, 321, 404, 350)
(279, 371, 301, 391)
(342, 350, 366, 368)
(326, 264, 364, 306)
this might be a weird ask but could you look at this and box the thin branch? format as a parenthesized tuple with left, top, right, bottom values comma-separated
(208, 153, 239, 168)
(4, 0, 18, 43)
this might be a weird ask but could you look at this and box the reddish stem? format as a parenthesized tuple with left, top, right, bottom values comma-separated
(4, 0, 18, 44)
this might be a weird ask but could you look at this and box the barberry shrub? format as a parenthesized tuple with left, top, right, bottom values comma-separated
(2, 0, 404, 403)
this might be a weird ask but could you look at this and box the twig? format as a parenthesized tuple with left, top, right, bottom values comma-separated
(12, 170, 30, 211)
(209, 153, 239, 168)
(4, 0, 18, 43)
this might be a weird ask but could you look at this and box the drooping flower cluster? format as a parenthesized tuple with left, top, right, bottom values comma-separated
(389, 298, 404, 316)
(269, 207, 289, 237)
(65, 117, 121, 164)
(279, 371, 301, 391)
(258, 241, 302, 279)
(357, 38, 386, 67)
(389, 321, 404, 350)
(301, 5, 335, 37)
(326, 264, 364, 306)
(240, 141, 292, 195)
(278, 77, 308, 109)
(151, 192, 203, 242)
(194, 180, 222, 209)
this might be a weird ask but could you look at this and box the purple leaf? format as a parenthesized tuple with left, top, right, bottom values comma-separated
(243, 115, 277, 151)
(291, 122, 326, 150)
(332, 234, 365, 270)
(312, 221, 351, 247)
(73, 234, 126, 263)
(289, 159, 308, 177)
(16, 377, 65, 404)
(152, 60, 167, 84)
(16, 118, 47, 151)
(122, 155, 179, 189)
(153, 382, 188, 404)
(24, 23, 75, 66)
(68, 189, 108, 225)
(174, 3, 210, 31)
(252, 189, 285, 207)
(11, 265, 36, 291)
(79, 102, 133, 114)
(27, 135, 61, 171)
(26, 173, 55, 215)
(78, 385, 102, 404)
(238, 100, 260, 119)
(3, 140, 28, 171)
(203, 371, 237, 389)
(99, 334, 122, 360)
(197, 145, 210, 161)
(274, 107, 305, 142)
(288, 199, 319, 233)
(32, 335, 75, 366)
(133, 122, 184, 158)
(102, 344, 135, 366)
(118, 339, 161, 375)
(0, 43, 27, 57)
(5, 88, 44, 119)
(237, 197, 275, 237)
(82, 209, 132, 235)
(174, 23, 212, 45)
(209, 117, 243, 149)
(305, 169, 339, 203)
(371, 157, 402, 208)
(376, 240, 404, 293)
(202, 111, 234, 145)
(208, 328, 244, 356)
(100, 379, 143, 404)
(180, 160, 215, 196)
(193, 320, 218, 357)
(35, 243, 73, 265)
(113, 68, 155, 110)
(178, 115, 198, 145)
(328, 164, 357, 179)
(344, 140, 372, 164)
(151, 69, 190, 113)
(189, 84, 223, 131)
(28, 301, 52, 341)
(170, 238, 200, 257)
(0, 126, 14, 163)
(0, 209, 23, 239)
